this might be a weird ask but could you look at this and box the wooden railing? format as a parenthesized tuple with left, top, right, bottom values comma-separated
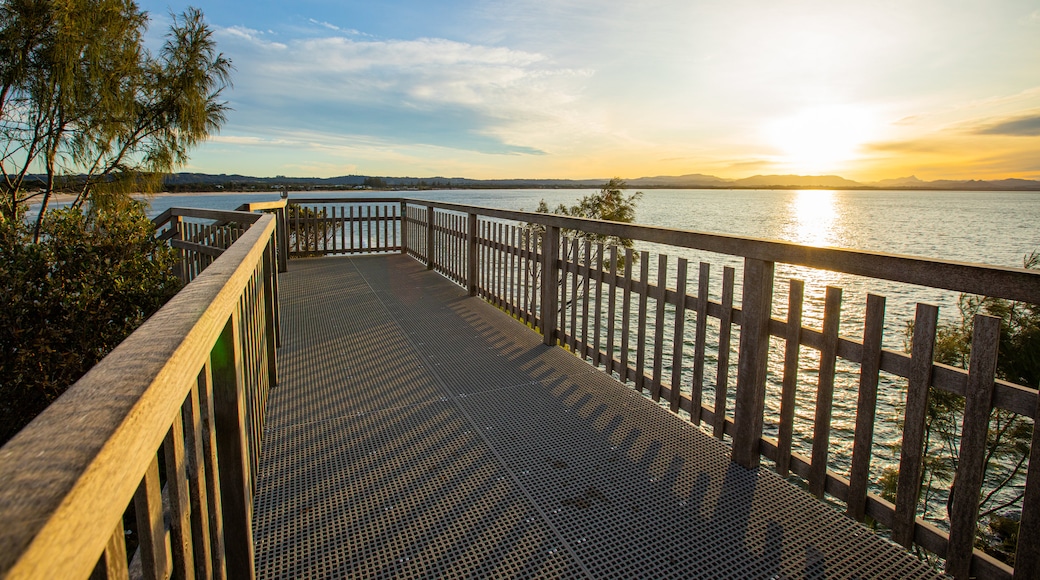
(285, 197, 402, 256)
(0, 208, 279, 579)
(287, 197, 1040, 579)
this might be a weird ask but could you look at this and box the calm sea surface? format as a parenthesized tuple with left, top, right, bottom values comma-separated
(148, 188, 1040, 496)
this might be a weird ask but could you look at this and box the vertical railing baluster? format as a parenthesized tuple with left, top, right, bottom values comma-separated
(713, 267, 736, 439)
(1016, 391, 1040, 578)
(581, 241, 592, 359)
(777, 279, 805, 478)
(293, 207, 300, 255)
(384, 204, 391, 252)
(604, 246, 618, 373)
(351, 205, 358, 253)
(670, 258, 688, 413)
(276, 206, 288, 271)
(946, 314, 1000, 578)
(593, 243, 606, 367)
(371, 204, 378, 254)
(482, 221, 489, 300)
(426, 205, 435, 270)
(810, 286, 842, 498)
(400, 202, 408, 254)
(892, 303, 939, 548)
(306, 205, 314, 254)
(323, 205, 330, 255)
(523, 228, 532, 323)
(90, 523, 129, 580)
(211, 311, 256, 579)
(541, 225, 560, 346)
(467, 213, 478, 296)
(510, 226, 519, 314)
(183, 378, 215, 580)
(558, 235, 569, 340)
(569, 238, 579, 351)
(496, 223, 505, 306)
(197, 363, 227, 579)
(652, 254, 668, 402)
(619, 248, 633, 382)
(691, 262, 710, 428)
(635, 251, 650, 392)
(134, 456, 170, 580)
(341, 204, 347, 254)
(165, 408, 195, 579)
(847, 293, 885, 520)
(731, 257, 776, 468)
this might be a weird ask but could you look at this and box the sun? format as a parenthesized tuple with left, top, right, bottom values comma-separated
(764, 105, 876, 174)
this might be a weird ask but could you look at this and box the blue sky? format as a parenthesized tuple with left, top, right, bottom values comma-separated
(138, 0, 1040, 181)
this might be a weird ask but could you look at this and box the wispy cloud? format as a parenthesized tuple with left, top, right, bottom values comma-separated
(974, 112, 1040, 136)
(220, 25, 286, 48)
(305, 18, 369, 37)
(308, 18, 340, 32)
(866, 139, 954, 154)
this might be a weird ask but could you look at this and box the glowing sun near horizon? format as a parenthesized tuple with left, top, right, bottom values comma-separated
(764, 105, 877, 174)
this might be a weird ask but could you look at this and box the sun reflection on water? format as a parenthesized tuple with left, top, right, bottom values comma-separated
(788, 190, 837, 248)
(779, 190, 843, 307)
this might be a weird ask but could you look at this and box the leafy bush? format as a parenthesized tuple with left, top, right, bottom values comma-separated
(0, 200, 181, 445)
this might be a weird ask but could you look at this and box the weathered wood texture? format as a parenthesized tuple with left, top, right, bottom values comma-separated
(846, 293, 885, 521)
(0, 213, 277, 579)
(945, 315, 1000, 579)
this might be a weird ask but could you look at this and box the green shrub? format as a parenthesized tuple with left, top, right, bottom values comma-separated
(0, 201, 181, 445)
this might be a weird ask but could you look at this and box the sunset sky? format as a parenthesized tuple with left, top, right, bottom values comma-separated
(138, 0, 1040, 182)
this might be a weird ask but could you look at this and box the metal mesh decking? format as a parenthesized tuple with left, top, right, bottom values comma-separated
(253, 255, 939, 579)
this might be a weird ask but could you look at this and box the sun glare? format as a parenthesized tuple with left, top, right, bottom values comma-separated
(765, 106, 875, 173)
(789, 189, 836, 247)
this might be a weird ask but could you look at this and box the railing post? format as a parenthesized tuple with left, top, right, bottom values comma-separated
(210, 311, 256, 580)
(400, 201, 408, 255)
(275, 207, 288, 273)
(467, 213, 478, 296)
(426, 205, 435, 270)
(892, 303, 938, 548)
(263, 238, 280, 367)
(731, 257, 775, 468)
(1016, 388, 1040, 577)
(171, 214, 187, 283)
(946, 314, 999, 579)
(540, 225, 560, 346)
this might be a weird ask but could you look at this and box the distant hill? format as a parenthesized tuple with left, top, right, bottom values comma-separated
(730, 174, 864, 188)
(869, 175, 927, 188)
(922, 178, 1040, 191)
(627, 173, 731, 187)
(151, 172, 1040, 192)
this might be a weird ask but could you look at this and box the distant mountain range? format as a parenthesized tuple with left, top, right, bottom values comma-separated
(159, 172, 1040, 192)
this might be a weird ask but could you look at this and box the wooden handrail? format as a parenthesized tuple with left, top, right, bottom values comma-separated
(0, 213, 277, 579)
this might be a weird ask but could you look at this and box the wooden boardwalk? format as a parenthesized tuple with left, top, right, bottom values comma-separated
(253, 254, 938, 579)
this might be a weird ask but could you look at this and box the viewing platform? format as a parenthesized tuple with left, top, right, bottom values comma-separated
(256, 254, 936, 578)
(2, 197, 1039, 580)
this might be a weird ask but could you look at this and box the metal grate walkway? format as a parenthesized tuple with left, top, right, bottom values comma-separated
(253, 255, 938, 579)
